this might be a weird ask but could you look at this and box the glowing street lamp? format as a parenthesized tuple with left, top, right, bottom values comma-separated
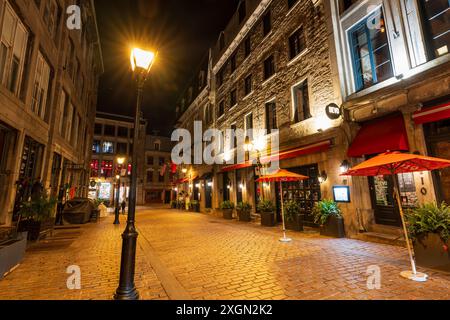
(114, 47, 156, 301)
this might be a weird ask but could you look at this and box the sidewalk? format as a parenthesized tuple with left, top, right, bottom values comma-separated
(0, 214, 168, 300)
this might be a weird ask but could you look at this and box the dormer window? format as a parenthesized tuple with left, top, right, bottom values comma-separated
(238, 1, 246, 23)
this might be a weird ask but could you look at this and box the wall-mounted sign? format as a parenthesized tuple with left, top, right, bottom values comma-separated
(333, 186, 351, 203)
(90, 180, 97, 188)
(326, 103, 342, 120)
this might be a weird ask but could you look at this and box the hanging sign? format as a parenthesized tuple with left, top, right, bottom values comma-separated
(326, 103, 342, 120)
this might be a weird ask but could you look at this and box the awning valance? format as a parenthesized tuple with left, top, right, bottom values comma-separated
(348, 112, 409, 158)
(221, 140, 331, 172)
(413, 102, 450, 125)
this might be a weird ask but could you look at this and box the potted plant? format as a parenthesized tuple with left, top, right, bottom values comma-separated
(190, 200, 200, 212)
(312, 200, 345, 238)
(257, 200, 276, 227)
(220, 200, 235, 220)
(406, 202, 450, 272)
(17, 197, 57, 241)
(284, 200, 304, 232)
(236, 202, 252, 222)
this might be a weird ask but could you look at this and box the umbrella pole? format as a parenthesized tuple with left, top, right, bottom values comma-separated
(392, 176, 427, 282)
(279, 182, 291, 243)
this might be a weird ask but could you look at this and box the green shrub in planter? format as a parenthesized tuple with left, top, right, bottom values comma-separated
(257, 200, 276, 227)
(312, 200, 344, 238)
(236, 202, 252, 222)
(17, 197, 57, 241)
(406, 202, 450, 271)
(190, 200, 200, 212)
(220, 201, 235, 220)
(284, 200, 304, 232)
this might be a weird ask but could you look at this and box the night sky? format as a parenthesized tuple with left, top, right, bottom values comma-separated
(95, 0, 240, 136)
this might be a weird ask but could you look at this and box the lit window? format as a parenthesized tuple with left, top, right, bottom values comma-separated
(102, 141, 114, 154)
(420, 0, 450, 58)
(292, 80, 311, 123)
(31, 52, 51, 120)
(348, 7, 393, 91)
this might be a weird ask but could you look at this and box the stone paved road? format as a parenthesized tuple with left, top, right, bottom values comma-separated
(1, 206, 449, 300)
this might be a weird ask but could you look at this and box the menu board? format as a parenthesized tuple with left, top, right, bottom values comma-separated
(333, 186, 350, 203)
(99, 182, 111, 200)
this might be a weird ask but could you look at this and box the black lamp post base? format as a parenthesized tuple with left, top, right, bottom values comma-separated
(114, 208, 120, 225)
(114, 287, 139, 300)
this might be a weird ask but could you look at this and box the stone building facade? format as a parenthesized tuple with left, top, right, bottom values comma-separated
(89, 112, 147, 206)
(0, 0, 103, 226)
(143, 135, 174, 204)
(175, 0, 347, 229)
(329, 0, 450, 241)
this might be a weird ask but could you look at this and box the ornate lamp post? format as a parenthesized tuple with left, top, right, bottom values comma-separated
(114, 156, 126, 225)
(114, 47, 156, 300)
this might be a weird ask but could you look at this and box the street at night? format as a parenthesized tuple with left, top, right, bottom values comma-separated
(0, 0, 450, 313)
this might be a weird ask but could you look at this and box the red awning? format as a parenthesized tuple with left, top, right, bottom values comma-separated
(348, 112, 409, 158)
(221, 140, 331, 172)
(413, 102, 450, 125)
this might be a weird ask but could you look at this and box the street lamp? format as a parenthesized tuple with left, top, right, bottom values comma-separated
(114, 47, 156, 301)
(114, 157, 126, 225)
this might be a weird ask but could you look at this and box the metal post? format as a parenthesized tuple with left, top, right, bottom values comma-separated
(114, 74, 144, 300)
(114, 178, 120, 225)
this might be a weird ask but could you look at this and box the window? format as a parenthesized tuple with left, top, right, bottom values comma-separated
(263, 10, 272, 36)
(102, 141, 114, 154)
(238, 1, 246, 23)
(66, 39, 74, 78)
(419, 0, 450, 58)
(348, 7, 393, 91)
(90, 160, 99, 177)
(101, 160, 113, 178)
(263, 55, 275, 80)
(65, 103, 74, 141)
(218, 100, 225, 117)
(147, 170, 153, 183)
(154, 141, 161, 151)
(0, 4, 28, 97)
(230, 52, 237, 73)
(147, 156, 154, 166)
(230, 89, 237, 107)
(289, 26, 306, 60)
(94, 123, 103, 135)
(104, 125, 115, 136)
(58, 90, 67, 135)
(339, 0, 359, 14)
(244, 74, 252, 96)
(31, 52, 51, 120)
(265, 102, 278, 131)
(288, 0, 299, 9)
(43, 0, 58, 38)
(245, 113, 253, 139)
(244, 36, 251, 57)
(292, 80, 311, 123)
(117, 126, 128, 137)
(159, 157, 165, 166)
(92, 140, 101, 154)
(71, 113, 79, 146)
(230, 123, 237, 150)
(159, 172, 165, 183)
(117, 142, 127, 155)
(217, 67, 224, 87)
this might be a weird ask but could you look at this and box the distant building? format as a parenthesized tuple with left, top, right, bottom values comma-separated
(143, 135, 174, 204)
(89, 112, 147, 206)
(0, 0, 103, 226)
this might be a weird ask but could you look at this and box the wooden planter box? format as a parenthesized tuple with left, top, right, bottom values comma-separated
(320, 215, 345, 238)
(0, 232, 27, 279)
(413, 233, 450, 272)
(237, 209, 251, 222)
(222, 209, 233, 220)
(261, 212, 276, 227)
(285, 214, 304, 232)
(18, 218, 55, 241)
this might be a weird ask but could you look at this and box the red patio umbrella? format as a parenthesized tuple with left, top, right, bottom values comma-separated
(257, 169, 309, 243)
(342, 152, 450, 282)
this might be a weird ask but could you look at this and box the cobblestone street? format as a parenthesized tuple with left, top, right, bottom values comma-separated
(1, 206, 450, 300)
